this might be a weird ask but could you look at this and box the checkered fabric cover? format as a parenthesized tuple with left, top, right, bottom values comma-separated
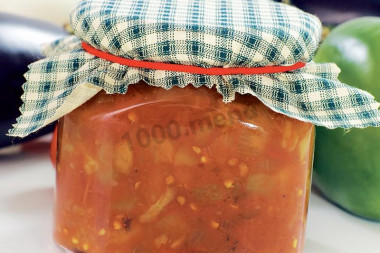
(8, 0, 380, 137)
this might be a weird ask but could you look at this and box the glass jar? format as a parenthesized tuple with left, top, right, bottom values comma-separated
(54, 81, 315, 253)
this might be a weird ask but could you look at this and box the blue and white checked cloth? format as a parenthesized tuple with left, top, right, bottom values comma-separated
(9, 0, 380, 137)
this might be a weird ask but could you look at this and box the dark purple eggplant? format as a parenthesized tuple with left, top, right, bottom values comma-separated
(0, 13, 68, 148)
(290, 0, 380, 25)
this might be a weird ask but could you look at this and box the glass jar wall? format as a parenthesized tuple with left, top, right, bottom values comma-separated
(54, 82, 315, 253)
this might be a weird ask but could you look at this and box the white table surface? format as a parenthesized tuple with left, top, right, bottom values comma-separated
(0, 137, 379, 253)
(1, 1, 380, 252)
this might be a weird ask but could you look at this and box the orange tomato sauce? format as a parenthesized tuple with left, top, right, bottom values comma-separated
(55, 83, 314, 253)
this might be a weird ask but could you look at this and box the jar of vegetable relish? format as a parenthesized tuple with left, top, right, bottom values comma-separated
(55, 83, 314, 253)
(8, 0, 380, 252)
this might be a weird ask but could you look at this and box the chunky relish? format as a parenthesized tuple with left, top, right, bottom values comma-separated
(55, 82, 314, 253)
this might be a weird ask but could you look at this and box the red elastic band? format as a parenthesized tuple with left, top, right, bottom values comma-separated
(82, 42, 305, 75)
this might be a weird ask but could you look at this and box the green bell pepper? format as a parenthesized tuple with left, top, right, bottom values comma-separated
(313, 17, 380, 220)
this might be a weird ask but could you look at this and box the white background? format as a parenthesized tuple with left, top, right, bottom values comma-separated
(1, 1, 380, 252)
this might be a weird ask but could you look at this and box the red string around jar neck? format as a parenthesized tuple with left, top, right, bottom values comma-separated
(82, 42, 306, 76)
